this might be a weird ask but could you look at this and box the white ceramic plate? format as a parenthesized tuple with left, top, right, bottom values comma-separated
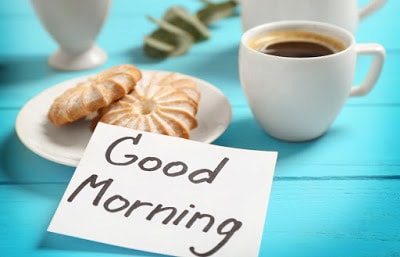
(15, 71, 232, 167)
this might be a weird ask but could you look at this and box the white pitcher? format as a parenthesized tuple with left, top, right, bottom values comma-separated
(31, 0, 110, 71)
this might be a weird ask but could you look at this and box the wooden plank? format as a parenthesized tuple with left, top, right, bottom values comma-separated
(263, 178, 400, 257)
(1, 102, 400, 183)
(1, 179, 399, 257)
(215, 105, 400, 177)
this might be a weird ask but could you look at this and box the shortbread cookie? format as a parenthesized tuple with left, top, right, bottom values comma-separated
(142, 71, 201, 106)
(94, 72, 201, 139)
(48, 64, 142, 125)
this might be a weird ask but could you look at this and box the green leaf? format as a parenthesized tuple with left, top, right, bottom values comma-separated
(143, 36, 175, 58)
(163, 6, 210, 42)
(143, 16, 194, 58)
(196, 0, 238, 26)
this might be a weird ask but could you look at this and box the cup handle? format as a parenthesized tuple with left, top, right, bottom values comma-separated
(350, 43, 386, 97)
(359, 0, 386, 19)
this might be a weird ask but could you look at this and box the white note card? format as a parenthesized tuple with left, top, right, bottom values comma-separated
(48, 122, 277, 257)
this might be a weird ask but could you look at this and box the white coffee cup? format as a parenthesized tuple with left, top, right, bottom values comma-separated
(239, 20, 385, 142)
(240, 0, 387, 34)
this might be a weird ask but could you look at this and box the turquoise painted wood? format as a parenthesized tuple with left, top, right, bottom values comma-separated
(1, 0, 399, 256)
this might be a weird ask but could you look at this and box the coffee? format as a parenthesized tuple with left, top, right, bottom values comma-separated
(248, 30, 346, 58)
(261, 41, 334, 58)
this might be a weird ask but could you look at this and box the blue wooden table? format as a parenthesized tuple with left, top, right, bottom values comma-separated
(1, 1, 399, 256)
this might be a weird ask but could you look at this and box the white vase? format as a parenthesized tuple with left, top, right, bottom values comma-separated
(31, 0, 110, 71)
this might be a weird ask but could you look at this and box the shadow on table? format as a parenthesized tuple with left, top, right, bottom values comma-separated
(0, 131, 73, 195)
(123, 46, 168, 65)
(40, 233, 171, 257)
(0, 55, 56, 85)
(214, 116, 348, 172)
(214, 116, 319, 154)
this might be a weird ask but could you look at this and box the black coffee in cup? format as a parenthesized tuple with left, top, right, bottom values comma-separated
(248, 30, 346, 58)
(261, 41, 334, 58)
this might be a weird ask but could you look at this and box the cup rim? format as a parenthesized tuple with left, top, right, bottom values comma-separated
(241, 20, 355, 60)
